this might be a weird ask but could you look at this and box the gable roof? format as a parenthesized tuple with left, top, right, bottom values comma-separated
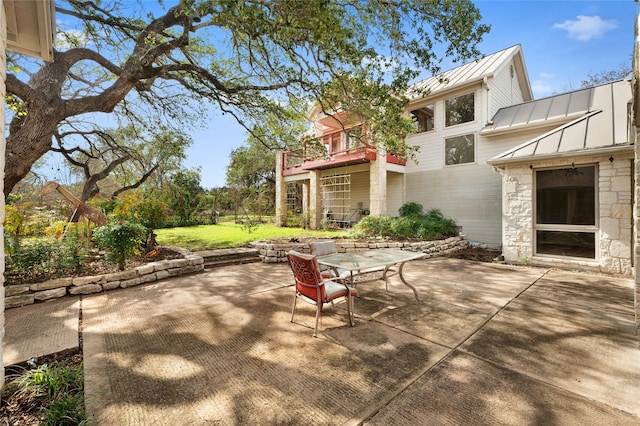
(408, 45, 532, 101)
(488, 79, 633, 166)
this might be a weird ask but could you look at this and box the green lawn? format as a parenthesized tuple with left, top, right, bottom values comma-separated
(155, 221, 347, 251)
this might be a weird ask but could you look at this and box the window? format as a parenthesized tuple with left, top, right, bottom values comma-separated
(445, 92, 474, 127)
(445, 134, 474, 165)
(345, 126, 363, 150)
(411, 104, 434, 133)
(535, 165, 597, 259)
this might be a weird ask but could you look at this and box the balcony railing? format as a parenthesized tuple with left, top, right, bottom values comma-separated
(281, 145, 406, 176)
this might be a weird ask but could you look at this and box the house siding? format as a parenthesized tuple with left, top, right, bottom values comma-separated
(405, 165, 502, 247)
(489, 59, 525, 118)
(386, 172, 404, 216)
(402, 78, 530, 247)
(349, 171, 370, 214)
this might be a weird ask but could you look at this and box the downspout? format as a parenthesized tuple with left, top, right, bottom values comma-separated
(483, 76, 490, 124)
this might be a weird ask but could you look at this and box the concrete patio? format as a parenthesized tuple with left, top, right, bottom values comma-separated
(4, 258, 640, 425)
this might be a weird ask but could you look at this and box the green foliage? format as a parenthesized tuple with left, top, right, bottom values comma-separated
(156, 219, 346, 251)
(92, 222, 146, 270)
(5, 0, 489, 197)
(4, 362, 85, 425)
(5, 231, 90, 283)
(398, 202, 424, 217)
(350, 208, 458, 240)
(111, 192, 167, 229)
(164, 169, 206, 224)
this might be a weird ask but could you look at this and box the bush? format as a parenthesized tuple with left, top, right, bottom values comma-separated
(398, 202, 424, 217)
(110, 192, 167, 229)
(350, 206, 458, 240)
(5, 232, 90, 283)
(92, 222, 146, 271)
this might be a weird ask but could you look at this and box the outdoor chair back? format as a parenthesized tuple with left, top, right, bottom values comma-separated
(287, 250, 356, 337)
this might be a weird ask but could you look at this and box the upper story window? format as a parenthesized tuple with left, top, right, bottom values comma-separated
(345, 126, 363, 150)
(445, 134, 475, 165)
(322, 126, 364, 154)
(410, 104, 434, 133)
(445, 92, 475, 127)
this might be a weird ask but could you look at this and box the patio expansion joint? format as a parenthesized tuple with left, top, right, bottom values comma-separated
(361, 268, 553, 422)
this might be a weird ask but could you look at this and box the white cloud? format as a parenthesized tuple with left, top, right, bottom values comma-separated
(531, 80, 554, 97)
(553, 15, 618, 41)
(531, 73, 555, 97)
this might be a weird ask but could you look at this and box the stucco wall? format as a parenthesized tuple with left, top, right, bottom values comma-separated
(500, 154, 633, 275)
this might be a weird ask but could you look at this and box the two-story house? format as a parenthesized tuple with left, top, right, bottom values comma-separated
(275, 45, 532, 243)
(274, 44, 634, 275)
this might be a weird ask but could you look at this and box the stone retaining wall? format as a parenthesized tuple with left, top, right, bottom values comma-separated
(252, 236, 469, 263)
(5, 247, 204, 309)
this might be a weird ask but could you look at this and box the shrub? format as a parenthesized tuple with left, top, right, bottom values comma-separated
(5, 231, 91, 283)
(92, 222, 146, 270)
(350, 207, 458, 240)
(110, 192, 167, 229)
(398, 202, 424, 217)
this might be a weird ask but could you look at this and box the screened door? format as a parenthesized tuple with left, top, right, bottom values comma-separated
(534, 165, 597, 259)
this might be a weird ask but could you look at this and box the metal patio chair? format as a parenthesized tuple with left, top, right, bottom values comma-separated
(287, 250, 357, 337)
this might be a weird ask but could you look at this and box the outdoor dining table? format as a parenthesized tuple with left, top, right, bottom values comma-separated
(316, 248, 425, 301)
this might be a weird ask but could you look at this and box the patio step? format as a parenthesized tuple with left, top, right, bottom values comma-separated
(194, 248, 261, 269)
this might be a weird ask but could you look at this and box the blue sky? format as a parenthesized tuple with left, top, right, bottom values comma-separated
(187, 0, 636, 189)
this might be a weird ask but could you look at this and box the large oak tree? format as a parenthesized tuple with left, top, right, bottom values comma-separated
(6, 0, 489, 197)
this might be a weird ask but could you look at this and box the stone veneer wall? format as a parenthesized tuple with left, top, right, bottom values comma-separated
(501, 155, 633, 275)
(1, 1, 7, 386)
(5, 248, 204, 309)
(252, 236, 469, 263)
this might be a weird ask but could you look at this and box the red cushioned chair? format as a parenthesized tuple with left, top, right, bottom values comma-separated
(287, 250, 357, 337)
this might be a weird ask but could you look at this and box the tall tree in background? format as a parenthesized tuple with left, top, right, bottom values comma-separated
(226, 102, 308, 217)
(52, 125, 191, 201)
(165, 168, 205, 223)
(5, 0, 489, 197)
(580, 64, 632, 88)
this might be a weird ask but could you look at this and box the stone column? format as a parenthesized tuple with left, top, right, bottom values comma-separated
(369, 149, 387, 215)
(1, 2, 7, 386)
(301, 180, 309, 228)
(309, 170, 322, 229)
(274, 152, 287, 227)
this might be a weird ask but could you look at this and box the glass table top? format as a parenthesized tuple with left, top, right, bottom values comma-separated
(316, 248, 425, 271)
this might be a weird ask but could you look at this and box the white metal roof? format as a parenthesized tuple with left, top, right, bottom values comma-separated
(488, 80, 633, 166)
(408, 45, 532, 101)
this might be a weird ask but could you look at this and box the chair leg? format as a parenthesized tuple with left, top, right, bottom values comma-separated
(290, 292, 298, 323)
(313, 300, 321, 337)
(347, 293, 355, 326)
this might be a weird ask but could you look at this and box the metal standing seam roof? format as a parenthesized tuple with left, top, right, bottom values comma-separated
(487, 80, 633, 166)
(486, 86, 594, 131)
(407, 45, 530, 100)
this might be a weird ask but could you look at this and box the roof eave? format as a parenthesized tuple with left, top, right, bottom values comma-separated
(487, 144, 635, 167)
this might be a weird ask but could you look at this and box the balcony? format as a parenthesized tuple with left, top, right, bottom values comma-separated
(281, 145, 372, 176)
(281, 146, 406, 176)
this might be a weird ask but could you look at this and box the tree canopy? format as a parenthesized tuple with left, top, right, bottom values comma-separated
(5, 0, 490, 197)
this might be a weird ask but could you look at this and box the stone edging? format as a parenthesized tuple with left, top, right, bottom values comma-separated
(251, 235, 469, 263)
(5, 246, 204, 309)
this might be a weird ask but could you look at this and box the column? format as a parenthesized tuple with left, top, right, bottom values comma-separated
(309, 170, 322, 229)
(369, 148, 387, 215)
(274, 152, 287, 227)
